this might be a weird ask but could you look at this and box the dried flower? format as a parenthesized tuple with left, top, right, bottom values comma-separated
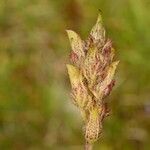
(66, 13, 119, 149)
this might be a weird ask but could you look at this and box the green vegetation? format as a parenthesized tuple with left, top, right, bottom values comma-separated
(0, 0, 150, 149)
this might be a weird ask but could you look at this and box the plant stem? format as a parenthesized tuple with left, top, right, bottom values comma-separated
(85, 141, 93, 150)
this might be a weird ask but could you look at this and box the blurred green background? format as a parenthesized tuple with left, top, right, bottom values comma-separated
(0, 0, 150, 149)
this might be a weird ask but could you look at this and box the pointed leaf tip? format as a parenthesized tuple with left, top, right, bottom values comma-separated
(113, 60, 120, 66)
(66, 30, 79, 41)
(96, 13, 103, 24)
(90, 13, 105, 45)
(66, 30, 84, 58)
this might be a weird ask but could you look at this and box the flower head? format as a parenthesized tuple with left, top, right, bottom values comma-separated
(66, 13, 119, 144)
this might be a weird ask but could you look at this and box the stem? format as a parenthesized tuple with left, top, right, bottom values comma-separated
(85, 141, 93, 150)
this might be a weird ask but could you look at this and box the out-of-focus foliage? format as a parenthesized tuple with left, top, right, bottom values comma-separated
(0, 0, 150, 149)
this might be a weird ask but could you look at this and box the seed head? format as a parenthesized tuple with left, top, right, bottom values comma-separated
(66, 13, 119, 145)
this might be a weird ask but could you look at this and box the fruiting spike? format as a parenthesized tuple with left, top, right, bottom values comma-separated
(66, 14, 119, 148)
